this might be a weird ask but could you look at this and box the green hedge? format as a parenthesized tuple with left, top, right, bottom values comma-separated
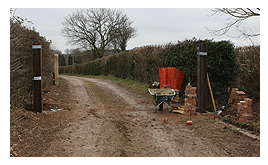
(164, 39, 239, 101)
(59, 39, 240, 103)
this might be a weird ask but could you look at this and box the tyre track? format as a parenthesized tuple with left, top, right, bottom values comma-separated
(43, 75, 259, 157)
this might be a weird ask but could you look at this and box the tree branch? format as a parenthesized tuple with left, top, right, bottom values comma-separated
(207, 8, 260, 41)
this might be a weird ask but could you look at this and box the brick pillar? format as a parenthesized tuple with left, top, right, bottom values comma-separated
(184, 86, 197, 116)
(237, 98, 252, 122)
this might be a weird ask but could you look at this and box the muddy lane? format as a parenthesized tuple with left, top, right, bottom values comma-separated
(43, 75, 259, 157)
(43, 76, 124, 156)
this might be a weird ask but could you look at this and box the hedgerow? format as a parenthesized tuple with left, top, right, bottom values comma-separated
(10, 16, 54, 109)
(60, 39, 256, 105)
(236, 45, 260, 106)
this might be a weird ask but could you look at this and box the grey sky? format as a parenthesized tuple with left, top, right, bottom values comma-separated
(13, 8, 260, 52)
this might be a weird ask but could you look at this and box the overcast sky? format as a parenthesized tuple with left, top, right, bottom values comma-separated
(12, 7, 260, 53)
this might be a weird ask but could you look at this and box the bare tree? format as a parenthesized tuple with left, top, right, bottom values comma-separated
(207, 8, 260, 42)
(61, 8, 136, 58)
(111, 16, 137, 52)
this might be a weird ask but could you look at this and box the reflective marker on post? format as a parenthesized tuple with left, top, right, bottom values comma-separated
(197, 52, 207, 56)
(32, 45, 42, 49)
(33, 76, 42, 81)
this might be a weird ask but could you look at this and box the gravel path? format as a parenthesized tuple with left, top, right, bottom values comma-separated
(43, 75, 260, 157)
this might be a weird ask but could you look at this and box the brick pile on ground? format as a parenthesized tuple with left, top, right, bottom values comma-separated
(228, 88, 246, 104)
(228, 88, 252, 122)
(182, 86, 252, 122)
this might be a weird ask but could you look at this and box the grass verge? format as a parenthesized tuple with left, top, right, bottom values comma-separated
(85, 80, 111, 104)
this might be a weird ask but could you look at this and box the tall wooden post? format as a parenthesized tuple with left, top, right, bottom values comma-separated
(54, 54, 59, 85)
(197, 41, 207, 112)
(32, 41, 43, 113)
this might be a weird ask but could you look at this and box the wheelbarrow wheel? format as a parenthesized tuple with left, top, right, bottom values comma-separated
(159, 103, 163, 111)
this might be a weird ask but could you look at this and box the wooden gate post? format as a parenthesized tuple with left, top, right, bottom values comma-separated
(54, 54, 59, 85)
(32, 41, 43, 113)
(197, 41, 207, 112)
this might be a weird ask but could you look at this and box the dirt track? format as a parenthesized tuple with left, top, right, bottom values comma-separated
(42, 75, 260, 157)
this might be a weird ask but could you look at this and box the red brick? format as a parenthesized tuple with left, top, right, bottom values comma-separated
(184, 105, 196, 111)
(184, 103, 192, 107)
(188, 87, 197, 91)
(241, 113, 252, 117)
(186, 94, 196, 98)
(244, 98, 252, 105)
(240, 101, 246, 105)
(232, 88, 239, 92)
(236, 91, 245, 95)
(183, 105, 189, 109)
(184, 106, 196, 111)
(206, 112, 215, 116)
(196, 112, 201, 116)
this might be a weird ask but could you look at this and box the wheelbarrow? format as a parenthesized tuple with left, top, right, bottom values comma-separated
(148, 88, 178, 113)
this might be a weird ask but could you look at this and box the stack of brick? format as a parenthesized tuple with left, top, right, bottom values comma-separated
(184, 86, 197, 116)
(237, 98, 253, 122)
(228, 88, 246, 104)
(228, 88, 252, 122)
(228, 88, 239, 104)
(184, 86, 216, 119)
(236, 91, 246, 103)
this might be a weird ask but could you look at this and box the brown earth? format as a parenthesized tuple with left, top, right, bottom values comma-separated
(10, 75, 260, 157)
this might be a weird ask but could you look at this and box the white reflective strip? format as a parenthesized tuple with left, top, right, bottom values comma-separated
(197, 52, 207, 56)
(33, 76, 42, 80)
(32, 45, 42, 49)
